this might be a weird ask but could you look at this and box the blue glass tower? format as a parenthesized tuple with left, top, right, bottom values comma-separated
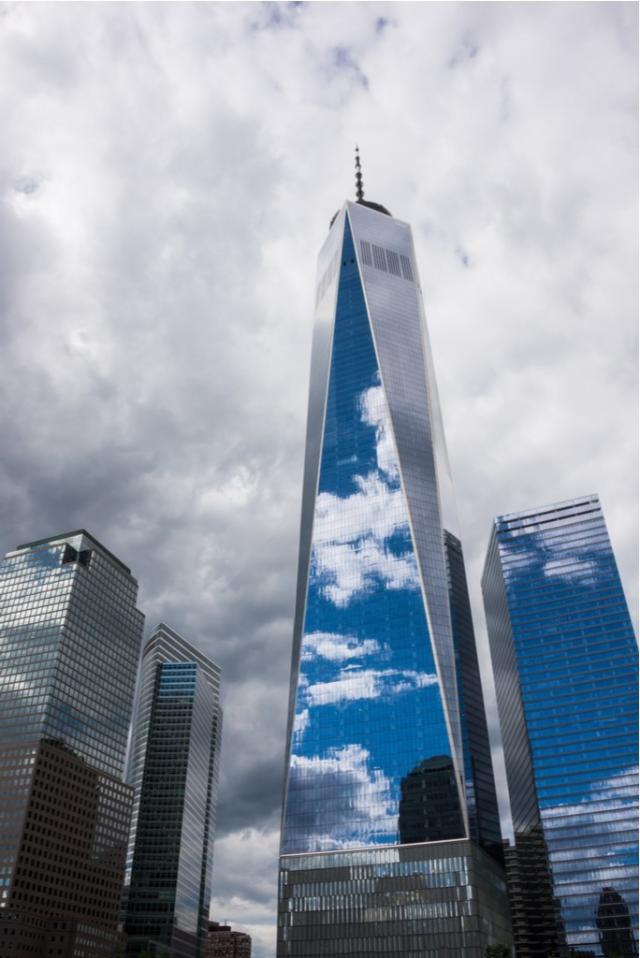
(124, 624, 222, 958)
(482, 495, 638, 957)
(278, 186, 511, 956)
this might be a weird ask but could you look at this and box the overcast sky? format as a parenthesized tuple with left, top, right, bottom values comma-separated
(1, 2, 637, 955)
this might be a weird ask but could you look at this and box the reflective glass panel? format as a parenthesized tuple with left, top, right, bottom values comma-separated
(281, 221, 461, 854)
(125, 631, 221, 955)
(484, 496, 639, 956)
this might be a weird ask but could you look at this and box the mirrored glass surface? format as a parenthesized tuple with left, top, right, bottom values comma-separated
(281, 220, 461, 854)
(484, 496, 638, 956)
(125, 628, 222, 954)
(0, 534, 143, 778)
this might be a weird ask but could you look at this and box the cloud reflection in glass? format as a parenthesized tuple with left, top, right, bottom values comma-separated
(281, 226, 460, 854)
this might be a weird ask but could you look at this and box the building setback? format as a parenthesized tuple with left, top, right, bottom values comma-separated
(278, 169, 511, 956)
(124, 624, 222, 958)
(482, 495, 638, 957)
(0, 530, 144, 956)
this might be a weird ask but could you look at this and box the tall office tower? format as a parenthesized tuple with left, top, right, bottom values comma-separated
(482, 495, 639, 957)
(0, 529, 144, 956)
(278, 163, 511, 957)
(124, 624, 222, 958)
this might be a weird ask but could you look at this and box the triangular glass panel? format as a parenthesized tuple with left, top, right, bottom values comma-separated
(281, 220, 463, 854)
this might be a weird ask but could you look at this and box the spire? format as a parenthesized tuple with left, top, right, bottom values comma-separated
(329, 145, 391, 228)
(355, 145, 364, 202)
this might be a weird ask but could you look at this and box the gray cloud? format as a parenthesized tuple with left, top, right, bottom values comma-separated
(1, 4, 636, 956)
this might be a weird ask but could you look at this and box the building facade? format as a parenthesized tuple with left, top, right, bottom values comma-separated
(278, 188, 511, 955)
(444, 529, 504, 861)
(124, 624, 222, 958)
(207, 921, 252, 958)
(0, 739, 133, 957)
(0, 530, 144, 956)
(482, 495, 639, 957)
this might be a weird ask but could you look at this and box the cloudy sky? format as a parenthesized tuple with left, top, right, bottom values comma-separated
(1, 2, 637, 954)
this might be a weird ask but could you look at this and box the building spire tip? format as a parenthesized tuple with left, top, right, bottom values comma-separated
(355, 145, 364, 202)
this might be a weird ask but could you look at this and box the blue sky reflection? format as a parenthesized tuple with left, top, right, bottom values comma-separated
(281, 223, 457, 854)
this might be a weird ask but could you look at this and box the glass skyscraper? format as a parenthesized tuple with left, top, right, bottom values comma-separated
(0, 529, 144, 955)
(124, 623, 223, 958)
(482, 495, 638, 957)
(278, 187, 511, 955)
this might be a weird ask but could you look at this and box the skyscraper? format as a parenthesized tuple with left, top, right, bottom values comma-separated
(124, 624, 222, 958)
(482, 495, 639, 957)
(278, 167, 511, 956)
(0, 529, 144, 955)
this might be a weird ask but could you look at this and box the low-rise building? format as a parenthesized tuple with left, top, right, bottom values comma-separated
(207, 921, 251, 958)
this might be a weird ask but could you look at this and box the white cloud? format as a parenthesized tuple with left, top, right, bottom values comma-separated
(301, 630, 382, 661)
(359, 381, 399, 481)
(209, 826, 280, 958)
(312, 474, 420, 606)
(0, 4, 636, 955)
(286, 743, 396, 849)
(305, 666, 438, 706)
(312, 526, 419, 607)
(543, 557, 597, 581)
(542, 764, 638, 827)
(309, 367, 420, 607)
(314, 474, 400, 543)
(541, 765, 638, 895)
(292, 707, 309, 742)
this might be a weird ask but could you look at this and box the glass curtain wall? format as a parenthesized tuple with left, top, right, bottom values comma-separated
(482, 496, 638, 957)
(278, 199, 511, 957)
(125, 626, 222, 958)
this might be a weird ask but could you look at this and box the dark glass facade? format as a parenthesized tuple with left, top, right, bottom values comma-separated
(279, 200, 511, 955)
(125, 625, 222, 958)
(279, 840, 511, 956)
(398, 755, 464, 844)
(482, 495, 638, 957)
(445, 530, 503, 861)
(0, 739, 133, 957)
(0, 530, 144, 778)
(0, 530, 144, 956)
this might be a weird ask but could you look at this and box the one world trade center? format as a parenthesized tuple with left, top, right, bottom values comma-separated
(278, 157, 512, 957)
